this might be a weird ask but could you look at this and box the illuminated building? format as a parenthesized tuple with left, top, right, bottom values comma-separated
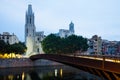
(25, 4, 45, 56)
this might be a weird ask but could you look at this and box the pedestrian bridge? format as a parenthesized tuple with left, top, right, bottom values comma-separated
(30, 54, 120, 80)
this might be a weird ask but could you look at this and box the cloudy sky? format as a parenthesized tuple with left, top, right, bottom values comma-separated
(0, 0, 120, 41)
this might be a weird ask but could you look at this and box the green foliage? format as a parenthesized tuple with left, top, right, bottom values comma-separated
(0, 40, 27, 54)
(41, 34, 88, 54)
(42, 34, 61, 54)
(0, 40, 7, 54)
(10, 42, 27, 54)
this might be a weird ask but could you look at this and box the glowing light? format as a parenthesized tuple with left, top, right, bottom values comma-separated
(77, 55, 120, 63)
(17, 75, 20, 79)
(60, 69, 63, 77)
(4, 53, 9, 58)
(0, 54, 3, 58)
(55, 69, 58, 77)
(11, 53, 16, 58)
(22, 72, 25, 80)
(16, 54, 22, 58)
(8, 75, 14, 80)
(0, 53, 23, 59)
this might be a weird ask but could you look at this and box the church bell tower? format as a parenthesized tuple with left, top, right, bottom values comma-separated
(25, 4, 36, 56)
(25, 4, 36, 42)
(69, 21, 75, 34)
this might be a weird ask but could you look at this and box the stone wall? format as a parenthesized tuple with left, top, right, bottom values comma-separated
(0, 58, 34, 68)
(0, 58, 63, 68)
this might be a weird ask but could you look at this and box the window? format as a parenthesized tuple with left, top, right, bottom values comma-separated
(26, 28, 28, 33)
(30, 18, 31, 24)
(37, 38, 39, 41)
(7, 40, 9, 44)
(65, 35, 67, 38)
(2, 36, 4, 39)
(33, 30, 34, 35)
(7, 36, 9, 39)
(37, 48, 39, 52)
(95, 39, 97, 41)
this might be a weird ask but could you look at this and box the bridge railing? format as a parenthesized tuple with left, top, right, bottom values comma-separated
(30, 53, 120, 63)
(70, 54, 120, 63)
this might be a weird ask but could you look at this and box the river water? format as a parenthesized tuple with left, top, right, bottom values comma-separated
(0, 65, 106, 80)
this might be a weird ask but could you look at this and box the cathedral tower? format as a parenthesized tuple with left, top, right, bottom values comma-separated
(25, 4, 36, 42)
(25, 4, 36, 56)
(69, 21, 74, 34)
(25, 4, 44, 56)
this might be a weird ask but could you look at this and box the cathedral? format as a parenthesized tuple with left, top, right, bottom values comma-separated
(25, 4, 44, 56)
(25, 4, 75, 56)
(57, 21, 75, 38)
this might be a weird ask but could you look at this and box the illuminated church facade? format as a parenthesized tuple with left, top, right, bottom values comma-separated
(25, 4, 44, 56)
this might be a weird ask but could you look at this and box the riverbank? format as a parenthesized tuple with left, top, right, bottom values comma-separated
(0, 58, 63, 68)
(0, 58, 33, 68)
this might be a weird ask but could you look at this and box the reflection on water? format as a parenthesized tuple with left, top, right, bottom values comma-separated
(0, 65, 104, 80)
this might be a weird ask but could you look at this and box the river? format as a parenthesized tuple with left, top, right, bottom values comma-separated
(0, 65, 106, 80)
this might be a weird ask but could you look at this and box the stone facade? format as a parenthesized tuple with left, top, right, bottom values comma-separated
(56, 22, 75, 38)
(88, 35, 102, 54)
(25, 4, 45, 56)
(0, 32, 19, 45)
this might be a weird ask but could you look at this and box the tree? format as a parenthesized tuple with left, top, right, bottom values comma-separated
(10, 42, 27, 54)
(41, 34, 88, 54)
(0, 40, 7, 54)
(0, 40, 27, 55)
(63, 35, 88, 54)
(42, 34, 61, 54)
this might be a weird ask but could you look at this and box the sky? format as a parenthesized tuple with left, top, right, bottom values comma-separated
(0, 0, 120, 41)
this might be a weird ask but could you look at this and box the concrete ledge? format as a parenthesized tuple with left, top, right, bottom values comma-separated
(0, 58, 34, 68)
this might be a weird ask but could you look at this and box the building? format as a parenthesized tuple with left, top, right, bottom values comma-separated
(0, 32, 19, 44)
(116, 42, 120, 55)
(102, 40, 119, 55)
(25, 4, 45, 56)
(88, 36, 120, 56)
(88, 35, 102, 55)
(57, 22, 75, 38)
(102, 40, 109, 54)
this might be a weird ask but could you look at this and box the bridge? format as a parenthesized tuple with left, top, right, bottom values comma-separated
(30, 54, 120, 80)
